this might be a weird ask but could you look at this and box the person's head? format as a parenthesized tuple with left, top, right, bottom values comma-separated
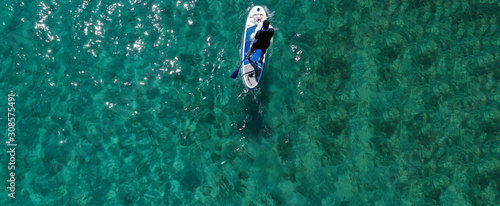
(263, 20, 270, 30)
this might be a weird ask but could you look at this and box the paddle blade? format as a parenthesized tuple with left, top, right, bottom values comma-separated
(231, 60, 244, 79)
(231, 67, 240, 79)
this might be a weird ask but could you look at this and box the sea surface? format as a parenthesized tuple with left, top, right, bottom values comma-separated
(1, 0, 500, 205)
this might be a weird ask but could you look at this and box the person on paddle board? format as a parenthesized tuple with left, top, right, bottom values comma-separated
(246, 19, 274, 64)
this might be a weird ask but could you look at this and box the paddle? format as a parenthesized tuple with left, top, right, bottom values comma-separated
(232, 38, 256, 79)
(231, 59, 245, 79)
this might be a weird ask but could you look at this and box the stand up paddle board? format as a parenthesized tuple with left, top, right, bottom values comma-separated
(241, 6, 272, 89)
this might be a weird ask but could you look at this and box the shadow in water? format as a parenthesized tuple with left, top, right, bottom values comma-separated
(238, 78, 272, 140)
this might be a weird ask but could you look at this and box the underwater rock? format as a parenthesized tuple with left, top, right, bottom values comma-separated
(235, 181, 247, 197)
(278, 135, 293, 160)
(179, 170, 201, 192)
(238, 171, 250, 180)
(210, 153, 221, 162)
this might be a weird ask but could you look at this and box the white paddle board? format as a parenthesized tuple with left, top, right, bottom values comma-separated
(241, 6, 271, 89)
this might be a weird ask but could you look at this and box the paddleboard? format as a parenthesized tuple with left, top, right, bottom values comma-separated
(241, 6, 272, 89)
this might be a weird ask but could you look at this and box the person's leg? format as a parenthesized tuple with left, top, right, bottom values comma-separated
(258, 48, 267, 63)
(247, 43, 260, 62)
(258, 52, 264, 63)
(246, 49, 254, 60)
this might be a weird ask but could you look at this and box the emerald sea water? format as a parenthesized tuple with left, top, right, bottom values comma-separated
(1, 0, 499, 205)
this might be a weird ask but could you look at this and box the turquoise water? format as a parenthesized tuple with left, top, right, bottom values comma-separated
(1, 0, 500, 205)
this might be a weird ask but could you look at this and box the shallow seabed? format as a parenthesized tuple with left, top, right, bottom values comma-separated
(1, 0, 499, 205)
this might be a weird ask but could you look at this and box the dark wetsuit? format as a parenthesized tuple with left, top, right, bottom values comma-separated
(250, 28, 275, 53)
